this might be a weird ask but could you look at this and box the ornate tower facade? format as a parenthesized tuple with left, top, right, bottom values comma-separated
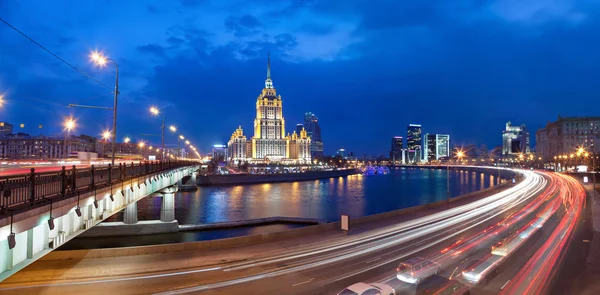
(251, 53, 287, 160)
(226, 54, 312, 165)
(227, 126, 247, 164)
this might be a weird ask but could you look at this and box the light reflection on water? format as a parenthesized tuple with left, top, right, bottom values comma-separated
(105, 169, 495, 224)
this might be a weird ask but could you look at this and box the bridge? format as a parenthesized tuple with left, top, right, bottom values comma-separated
(0, 160, 198, 281)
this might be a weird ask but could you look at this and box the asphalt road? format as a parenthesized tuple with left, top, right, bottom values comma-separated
(0, 170, 577, 295)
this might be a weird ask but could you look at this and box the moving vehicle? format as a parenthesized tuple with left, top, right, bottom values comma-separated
(337, 282, 395, 295)
(396, 257, 441, 284)
(462, 255, 503, 284)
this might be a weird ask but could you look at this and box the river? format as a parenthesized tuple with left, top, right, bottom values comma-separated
(61, 168, 499, 249)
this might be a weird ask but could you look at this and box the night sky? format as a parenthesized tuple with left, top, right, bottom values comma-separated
(1, 0, 599, 156)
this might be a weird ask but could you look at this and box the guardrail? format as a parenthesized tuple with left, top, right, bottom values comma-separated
(0, 160, 197, 214)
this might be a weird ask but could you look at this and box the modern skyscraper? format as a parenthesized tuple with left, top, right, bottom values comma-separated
(502, 121, 530, 155)
(424, 133, 450, 162)
(212, 144, 227, 162)
(226, 54, 311, 164)
(303, 112, 324, 160)
(296, 124, 304, 135)
(407, 124, 422, 163)
(536, 115, 600, 160)
(390, 136, 403, 163)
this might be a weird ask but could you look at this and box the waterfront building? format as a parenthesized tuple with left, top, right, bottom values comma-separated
(407, 124, 422, 163)
(337, 148, 346, 159)
(390, 136, 403, 163)
(424, 134, 450, 162)
(536, 115, 600, 160)
(502, 121, 530, 155)
(0, 122, 14, 136)
(228, 126, 248, 163)
(304, 112, 324, 160)
(97, 141, 142, 159)
(212, 144, 227, 162)
(226, 54, 311, 164)
(0, 133, 95, 159)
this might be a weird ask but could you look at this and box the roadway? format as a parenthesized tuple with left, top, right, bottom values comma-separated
(0, 159, 172, 176)
(0, 170, 585, 295)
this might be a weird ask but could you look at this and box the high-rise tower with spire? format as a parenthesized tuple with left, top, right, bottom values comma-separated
(227, 54, 311, 164)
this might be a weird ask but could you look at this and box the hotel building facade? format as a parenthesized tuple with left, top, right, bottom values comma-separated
(227, 55, 311, 165)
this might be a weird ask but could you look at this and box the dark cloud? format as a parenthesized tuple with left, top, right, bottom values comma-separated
(225, 15, 262, 37)
(137, 44, 167, 58)
(358, 2, 439, 30)
(166, 36, 185, 46)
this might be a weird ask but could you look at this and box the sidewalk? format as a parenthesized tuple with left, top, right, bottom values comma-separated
(0, 181, 513, 286)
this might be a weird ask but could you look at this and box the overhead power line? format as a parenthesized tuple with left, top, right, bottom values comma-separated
(0, 16, 112, 91)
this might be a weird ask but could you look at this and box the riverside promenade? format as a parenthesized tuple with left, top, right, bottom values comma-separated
(0, 176, 517, 293)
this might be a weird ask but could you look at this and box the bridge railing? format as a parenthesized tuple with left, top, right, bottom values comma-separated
(0, 160, 197, 214)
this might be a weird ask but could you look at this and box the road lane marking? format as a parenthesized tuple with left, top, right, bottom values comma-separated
(501, 280, 511, 290)
(292, 278, 314, 286)
(366, 257, 381, 264)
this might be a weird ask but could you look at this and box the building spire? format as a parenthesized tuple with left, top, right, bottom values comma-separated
(267, 52, 271, 79)
(265, 53, 273, 89)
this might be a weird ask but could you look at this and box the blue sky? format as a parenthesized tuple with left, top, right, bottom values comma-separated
(0, 0, 599, 156)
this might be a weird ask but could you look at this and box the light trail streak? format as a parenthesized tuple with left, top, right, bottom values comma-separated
(500, 173, 584, 295)
(223, 170, 545, 273)
(155, 170, 547, 294)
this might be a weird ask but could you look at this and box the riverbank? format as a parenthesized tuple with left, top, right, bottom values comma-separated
(196, 168, 359, 185)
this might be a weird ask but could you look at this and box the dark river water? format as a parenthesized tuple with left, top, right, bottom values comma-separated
(61, 168, 500, 249)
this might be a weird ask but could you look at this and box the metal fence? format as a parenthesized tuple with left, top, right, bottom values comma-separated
(0, 160, 196, 214)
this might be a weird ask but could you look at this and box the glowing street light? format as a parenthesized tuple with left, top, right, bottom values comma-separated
(90, 50, 119, 166)
(138, 141, 145, 148)
(446, 148, 466, 209)
(185, 140, 190, 145)
(169, 125, 182, 159)
(102, 130, 111, 141)
(124, 137, 131, 144)
(63, 117, 76, 159)
(149, 106, 165, 160)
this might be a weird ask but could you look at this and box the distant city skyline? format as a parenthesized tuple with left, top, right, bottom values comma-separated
(1, 1, 600, 155)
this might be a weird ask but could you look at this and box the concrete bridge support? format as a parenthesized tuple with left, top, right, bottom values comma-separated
(160, 186, 178, 223)
(123, 203, 138, 225)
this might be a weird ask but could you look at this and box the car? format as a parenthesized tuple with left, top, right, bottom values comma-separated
(337, 282, 396, 295)
(396, 257, 441, 284)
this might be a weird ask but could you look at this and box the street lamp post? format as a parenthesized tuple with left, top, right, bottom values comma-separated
(447, 150, 465, 209)
(150, 106, 165, 160)
(169, 125, 180, 159)
(63, 118, 75, 160)
(179, 135, 184, 159)
(91, 51, 119, 166)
